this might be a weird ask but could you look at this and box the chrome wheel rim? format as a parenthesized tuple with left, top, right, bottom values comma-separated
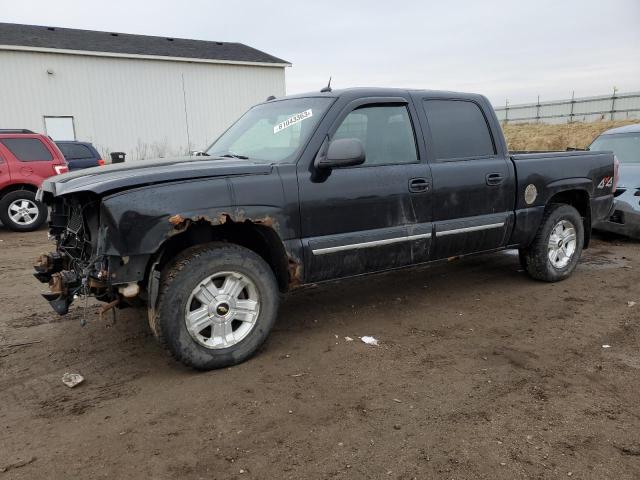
(8, 199, 39, 226)
(185, 271, 260, 349)
(547, 220, 577, 269)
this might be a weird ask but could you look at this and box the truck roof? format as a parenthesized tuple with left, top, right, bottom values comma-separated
(271, 87, 487, 103)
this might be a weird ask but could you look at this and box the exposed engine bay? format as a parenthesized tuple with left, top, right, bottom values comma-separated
(34, 196, 111, 319)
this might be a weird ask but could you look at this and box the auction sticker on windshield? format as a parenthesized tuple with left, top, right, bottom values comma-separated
(273, 109, 313, 134)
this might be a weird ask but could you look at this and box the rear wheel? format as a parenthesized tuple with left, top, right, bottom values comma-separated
(520, 204, 584, 282)
(0, 190, 47, 232)
(153, 243, 280, 370)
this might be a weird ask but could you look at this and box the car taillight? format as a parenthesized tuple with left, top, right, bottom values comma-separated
(612, 155, 620, 193)
(54, 165, 69, 175)
(98, 159, 105, 166)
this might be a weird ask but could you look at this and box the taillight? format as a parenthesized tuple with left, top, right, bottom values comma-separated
(97, 159, 105, 166)
(54, 165, 69, 175)
(613, 155, 620, 193)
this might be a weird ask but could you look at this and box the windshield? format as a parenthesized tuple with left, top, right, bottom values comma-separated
(590, 133, 640, 164)
(206, 97, 333, 163)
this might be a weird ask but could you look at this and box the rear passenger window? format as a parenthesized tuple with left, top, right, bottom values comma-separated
(423, 100, 495, 160)
(333, 105, 418, 165)
(1, 138, 53, 162)
(59, 143, 93, 160)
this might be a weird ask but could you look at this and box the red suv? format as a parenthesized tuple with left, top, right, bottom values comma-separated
(0, 130, 68, 231)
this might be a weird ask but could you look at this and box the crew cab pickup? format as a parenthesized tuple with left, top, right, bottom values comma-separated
(35, 88, 617, 370)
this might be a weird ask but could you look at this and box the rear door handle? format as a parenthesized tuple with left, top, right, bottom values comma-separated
(409, 177, 430, 193)
(486, 173, 505, 186)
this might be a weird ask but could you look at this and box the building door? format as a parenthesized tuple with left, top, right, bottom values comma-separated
(44, 116, 76, 141)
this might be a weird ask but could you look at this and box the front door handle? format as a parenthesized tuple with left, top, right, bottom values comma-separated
(409, 177, 430, 193)
(486, 173, 504, 186)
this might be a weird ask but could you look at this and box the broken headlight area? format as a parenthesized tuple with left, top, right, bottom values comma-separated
(34, 197, 112, 317)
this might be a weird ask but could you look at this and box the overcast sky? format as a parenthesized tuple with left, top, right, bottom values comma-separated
(3, 0, 639, 105)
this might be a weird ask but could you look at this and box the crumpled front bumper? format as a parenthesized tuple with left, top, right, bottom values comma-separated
(34, 252, 109, 315)
(34, 252, 79, 315)
(594, 188, 640, 239)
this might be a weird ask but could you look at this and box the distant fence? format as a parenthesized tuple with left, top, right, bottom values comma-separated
(494, 90, 640, 124)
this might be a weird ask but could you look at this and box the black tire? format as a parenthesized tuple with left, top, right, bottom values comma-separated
(0, 190, 47, 232)
(153, 242, 280, 370)
(520, 204, 584, 282)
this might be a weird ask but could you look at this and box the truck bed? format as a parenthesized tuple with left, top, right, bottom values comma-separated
(510, 150, 608, 161)
(508, 149, 615, 245)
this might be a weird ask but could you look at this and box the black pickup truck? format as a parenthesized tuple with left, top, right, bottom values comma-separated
(35, 88, 617, 370)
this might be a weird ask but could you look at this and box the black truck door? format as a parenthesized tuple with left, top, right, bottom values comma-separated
(416, 97, 515, 259)
(297, 97, 433, 282)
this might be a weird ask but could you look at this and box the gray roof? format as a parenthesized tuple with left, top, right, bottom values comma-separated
(601, 123, 640, 135)
(0, 23, 289, 66)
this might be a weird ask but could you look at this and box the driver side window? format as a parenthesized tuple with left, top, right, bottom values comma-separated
(333, 105, 418, 166)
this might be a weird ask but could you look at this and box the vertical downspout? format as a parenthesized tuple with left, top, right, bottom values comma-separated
(181, 73, 191, 152)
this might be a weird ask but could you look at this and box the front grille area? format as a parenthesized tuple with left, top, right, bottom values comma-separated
(67, 207, 84, 234)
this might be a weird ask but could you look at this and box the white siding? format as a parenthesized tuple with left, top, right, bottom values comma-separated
(0, 50, 286, 159)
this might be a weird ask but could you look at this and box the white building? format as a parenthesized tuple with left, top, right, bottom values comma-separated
(0, 23, 289, 160)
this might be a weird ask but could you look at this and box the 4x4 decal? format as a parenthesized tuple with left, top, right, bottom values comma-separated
(597, 176, 613, 189)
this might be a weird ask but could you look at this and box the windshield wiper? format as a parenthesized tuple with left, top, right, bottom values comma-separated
(217, 152, 250, 160)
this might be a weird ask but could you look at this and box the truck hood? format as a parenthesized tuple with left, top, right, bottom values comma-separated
(40, 156, 273, 197)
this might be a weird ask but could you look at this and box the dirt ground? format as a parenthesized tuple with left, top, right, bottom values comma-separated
(1, 228, 639, 479)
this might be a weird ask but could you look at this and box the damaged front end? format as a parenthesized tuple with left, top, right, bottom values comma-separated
(34, 195, 111, 317)
(33, 158, 295, 321)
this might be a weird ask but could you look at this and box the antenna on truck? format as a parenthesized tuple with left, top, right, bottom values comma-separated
(320, 77, 332, 93)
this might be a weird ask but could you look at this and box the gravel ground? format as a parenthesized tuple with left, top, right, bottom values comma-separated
(0, 228, 639, 479)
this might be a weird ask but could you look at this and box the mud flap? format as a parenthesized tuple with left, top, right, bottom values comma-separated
(146, 265, 162, 338)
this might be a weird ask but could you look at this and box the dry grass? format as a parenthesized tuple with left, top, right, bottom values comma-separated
(502, 120, 638, 151)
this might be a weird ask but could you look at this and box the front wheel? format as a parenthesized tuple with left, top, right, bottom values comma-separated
(153, 243, 280, 370)
(520, 204, 584, 282)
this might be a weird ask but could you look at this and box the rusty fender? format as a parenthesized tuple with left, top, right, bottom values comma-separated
(167, 211, 277, 235)
(166, 212, 303, 290)
(96, 176, 304, 291)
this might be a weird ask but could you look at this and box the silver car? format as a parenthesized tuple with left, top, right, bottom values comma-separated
(590, 123, 640, 238)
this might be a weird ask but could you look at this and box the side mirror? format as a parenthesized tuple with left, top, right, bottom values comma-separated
(316, 138, 365, 169)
